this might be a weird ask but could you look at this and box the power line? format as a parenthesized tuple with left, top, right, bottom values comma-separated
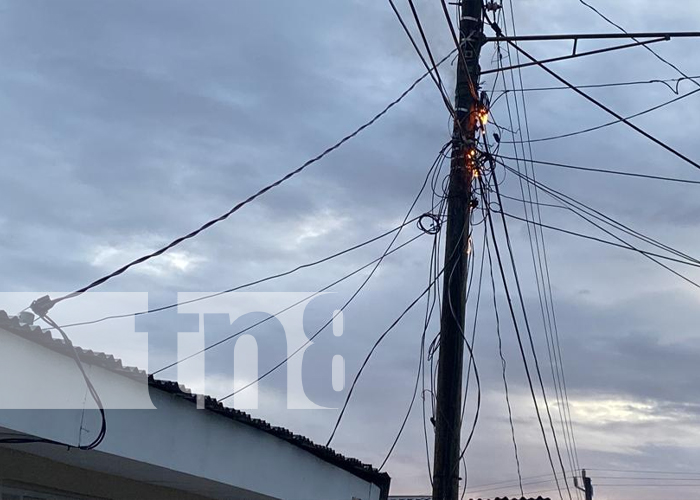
(494, 154, 700, 185)
(406, 0, 451, 98)
(491, 5, 581, 488)
(500, 211, 700, 269)
(386, 0, 457, 116)
(496, 75, 700, 94)
(480, 179, 566, 500)
(151, 233, 424, 377)
(380, 210, 444, 471)
(498, 161, 700, 267)
(499, 86, 700, 144)
(327, 262, 446, 447)
(576, 0, 700, 90)
(151, 146, 451, 376)
(500, 165, 700, 290)
(329, 155, 451, 449)
(500, 2, 581, 481)
(490, 173, 573, 500)
(1, 315, 107, 450)
(30, 50, 451, 317)
(586, 468, 700, 475)
(216, 146, 448, 403)
(485, 234, 523, 496)
(485, 14, 700, 173)
(50, 215, 430, 331)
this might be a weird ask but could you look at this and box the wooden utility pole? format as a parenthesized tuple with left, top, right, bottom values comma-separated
(583, 469, 594, 500)
(575, 469, 594, 500)
(431, 1, 484, 500)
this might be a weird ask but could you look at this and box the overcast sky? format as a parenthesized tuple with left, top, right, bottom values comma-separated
(1, 1, 700, 499)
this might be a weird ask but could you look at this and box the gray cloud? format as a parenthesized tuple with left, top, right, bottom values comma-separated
(1, 0, 700, 498)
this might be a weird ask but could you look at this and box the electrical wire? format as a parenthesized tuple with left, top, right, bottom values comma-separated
(494, 154, 700, 185)
(31, 50, 454, 315)
(499, 2, 581, 479)
(386, 0, 457, 116)
(380, 208, 444, 471)
(489, 173, 573, 500)
(500, 86, 700, 144)
(498, 160, 700, 267)
(500, 211, 700, 269)
(0, 315, 107, 450)
(485, 14, 700, 173)
(151, 232, 425, 377)
(49, 215, 430, 331)
(491, 2, 581, 487)
(496, 75, 700, 94)
(216, 146, 449, 403)
(500, 164, 700, 289)
(485, 233, 523, 496)
(327, 263, 446, 447)
(479, 177, 565, 500)
(576, 0, 700, 91)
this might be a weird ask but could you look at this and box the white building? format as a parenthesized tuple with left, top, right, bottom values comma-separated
(0, 311, 390, 500)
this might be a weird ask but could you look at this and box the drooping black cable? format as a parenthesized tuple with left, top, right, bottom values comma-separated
(486, 14, 700, 173)
(479, 178, 564, 500)
(386, 0, 457, 116)
(50, 215, 430, 331)
(485, 233, 524, 496)
(577, 0, 700, 90)
(496, 75, 700, 95)
(499, 162, 700, 267)
(217, 146, 448, 403)
(327, 263, 446, 447)
(500, 166, 700, 289)
(501, 87, 700, 144)
(151, 232, 426, 377)
(35, 51, 453, 314)
(0, 315, 107, 450)
(494, 154, 700, 185)
(461, 224, 487, 426)
(490, 176, 573, 500)
(406, 0, 449, 95)
(383, 213, 444, 472)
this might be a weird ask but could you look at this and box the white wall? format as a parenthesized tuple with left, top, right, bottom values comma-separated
(0, 327, 383, 500)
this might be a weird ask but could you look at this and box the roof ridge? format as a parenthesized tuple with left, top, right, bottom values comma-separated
(0, 310, 390, 491)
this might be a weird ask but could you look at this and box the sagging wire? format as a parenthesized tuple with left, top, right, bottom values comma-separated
(0, 314, 107, 450)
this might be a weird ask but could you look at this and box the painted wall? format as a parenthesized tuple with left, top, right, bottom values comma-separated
(0, 327, 382, 500)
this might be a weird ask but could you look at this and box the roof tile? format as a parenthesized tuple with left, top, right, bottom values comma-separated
(0, 311, 390, 494)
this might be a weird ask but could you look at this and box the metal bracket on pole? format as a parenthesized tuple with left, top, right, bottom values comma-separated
(484, 31, 700, 42)
(482, 36, 667, 75)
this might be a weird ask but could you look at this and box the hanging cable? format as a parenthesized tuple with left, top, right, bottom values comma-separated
(28, 51, 454, 317)
(0, 315, 107, 450)
(485, 13, 700, 173)
(494, 154, 700, 185)
(500, 87, 700, 144)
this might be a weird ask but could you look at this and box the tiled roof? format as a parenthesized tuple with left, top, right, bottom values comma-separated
(0, 311, 390, 495)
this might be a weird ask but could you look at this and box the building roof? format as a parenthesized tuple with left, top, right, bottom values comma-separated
(0, 310, 390, 494)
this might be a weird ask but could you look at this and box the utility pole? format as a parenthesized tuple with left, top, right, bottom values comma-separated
(431, 1, 484, 500)
(583, 469, 594, 500)
(575, 469, 594, 500)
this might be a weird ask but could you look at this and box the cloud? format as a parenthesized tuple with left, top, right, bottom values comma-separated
(1, 0, 700, 498)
